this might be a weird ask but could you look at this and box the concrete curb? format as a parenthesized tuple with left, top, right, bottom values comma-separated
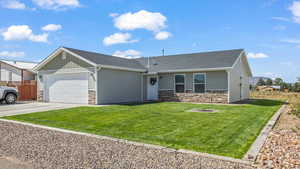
(243, 104, 287, 161)
(0, 118, 252, 167)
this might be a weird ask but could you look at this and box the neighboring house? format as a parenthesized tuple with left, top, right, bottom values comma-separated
(0, 60, 37, 82)
(256, 85, 280, 92)
(33, 47, 252, 104)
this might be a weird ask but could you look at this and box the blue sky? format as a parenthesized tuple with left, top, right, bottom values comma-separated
(0, 0, 299, 82)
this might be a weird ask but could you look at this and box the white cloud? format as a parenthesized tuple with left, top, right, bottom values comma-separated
(0, 0, 26, 9)
(2, 25, 48, 43)
(103, 33, 138, 46)
(109, 13, 119, 17)
(247, 52, 269, 59)
(155, 31, 171, 40)
(281, 39, 300, 44)
(0, 51, 25, 57)
(113, 49, 141, 59)
(42, 24, 62, 31)
(289, 1, 300, 23)
(114, 10, 167, 32)
(271, 17, 290, 22)
(32, 0, 80, 10)
(29, 33, 48, 42)
(273, 25, 286, 31)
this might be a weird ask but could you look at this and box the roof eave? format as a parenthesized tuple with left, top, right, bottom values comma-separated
(155, 67, 233, 73)
(99, 64, 147, 72)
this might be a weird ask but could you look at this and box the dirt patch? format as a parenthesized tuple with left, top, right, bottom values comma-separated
(275, 106, 300, 132)
(0, 155, 33, 169)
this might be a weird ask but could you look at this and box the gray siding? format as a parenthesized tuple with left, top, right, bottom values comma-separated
(143, 76, 147, 100)
(158, 71, 228, 91)
(41, 52, 93, 71)
(158, 73, 174, 90)
(241, 56, 250, 99)
(98, 68, 142, 104)
(229, 59, 241, 103)
(0, 63, 21, 81)
(229, 55, 250, 102)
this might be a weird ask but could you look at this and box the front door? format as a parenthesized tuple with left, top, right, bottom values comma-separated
(147, 76, 158, 100)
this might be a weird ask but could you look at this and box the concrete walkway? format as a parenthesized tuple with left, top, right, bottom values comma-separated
(0, 102, 80, 117)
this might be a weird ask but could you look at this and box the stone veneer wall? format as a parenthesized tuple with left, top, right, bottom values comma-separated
(88, 90, 96, 105)
(159, 90, 228, 104)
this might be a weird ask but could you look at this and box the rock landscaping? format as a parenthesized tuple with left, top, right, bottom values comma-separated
(255, 129, 300, 169)
(0, 120, 254, 169)
(255, 105, 300, 169)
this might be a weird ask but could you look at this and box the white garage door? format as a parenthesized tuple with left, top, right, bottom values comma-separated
(45, 73, 89, 104)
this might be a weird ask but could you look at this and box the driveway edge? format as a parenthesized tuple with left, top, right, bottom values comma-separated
(243, 103, 287, 161)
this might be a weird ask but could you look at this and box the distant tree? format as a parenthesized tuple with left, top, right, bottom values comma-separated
(266, 78, 273, 86)
(257, 78, 266, 86)
(280, 82, 289, 91)
(274, 78, 284, 85)
(294, 82, 300, 92)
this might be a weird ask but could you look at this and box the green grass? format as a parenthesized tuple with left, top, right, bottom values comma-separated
(2, 100, 283, 158)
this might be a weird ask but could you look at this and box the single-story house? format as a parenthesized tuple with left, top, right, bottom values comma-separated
(33, 47, 252, 104)
(0, 59, 37, 82)
(256, 85, 281, 92)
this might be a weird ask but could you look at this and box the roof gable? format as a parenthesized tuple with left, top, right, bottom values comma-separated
(64, 47, 146, 71)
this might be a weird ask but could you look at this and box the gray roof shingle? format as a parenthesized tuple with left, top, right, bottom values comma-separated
(63, 47, 243, 72)
(64, 47, 146, 70)
(135, 49, 244, 72)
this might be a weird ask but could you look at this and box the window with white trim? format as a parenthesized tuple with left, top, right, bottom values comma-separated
(194, 73, 205, 93)
(175, 74, 185, 93)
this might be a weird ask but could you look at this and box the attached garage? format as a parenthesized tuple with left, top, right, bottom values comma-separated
(44, 73, 89, 104)
(34, 47, 148, 105)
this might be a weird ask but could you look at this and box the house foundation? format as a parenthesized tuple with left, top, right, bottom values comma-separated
(158, 90, 228, 104)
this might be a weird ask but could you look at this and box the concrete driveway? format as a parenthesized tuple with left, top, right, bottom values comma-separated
(0, 102, 80, 117)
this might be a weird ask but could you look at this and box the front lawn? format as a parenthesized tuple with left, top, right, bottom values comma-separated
(3, 100, 283, 158)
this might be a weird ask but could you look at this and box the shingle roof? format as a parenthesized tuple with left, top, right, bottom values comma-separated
(135, 49, 244, 72)
(63, 47, 146, 70)
(0, 59, 38, 70)
(62, 47, 243, 73)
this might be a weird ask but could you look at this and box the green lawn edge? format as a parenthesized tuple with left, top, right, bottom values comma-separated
(2, 99, 283, 159)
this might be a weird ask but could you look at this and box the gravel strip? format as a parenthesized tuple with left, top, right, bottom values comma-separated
(255, 129, 300, 169)
(0, 120, 254, 169)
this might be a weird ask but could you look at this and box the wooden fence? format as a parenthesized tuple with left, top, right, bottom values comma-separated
(0, 80, 37, 101)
